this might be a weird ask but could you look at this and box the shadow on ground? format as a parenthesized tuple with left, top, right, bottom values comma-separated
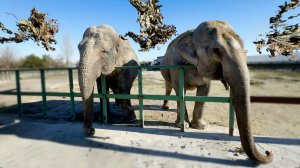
(1, 100, 299, 167)
(0, 100, 141, 123)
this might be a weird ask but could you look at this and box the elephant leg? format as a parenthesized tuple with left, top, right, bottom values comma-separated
(175, 101, 190, 128)
(106, 77, 122, 107)
(190, 82, 211, 129)
(113, 91, 122, 107)
(96, 77, 111, 122)
(174, 87, 190, 128)
(115, 98, 122, 106)
(117, 84, 136, 123)
(162, 80, 172, 110)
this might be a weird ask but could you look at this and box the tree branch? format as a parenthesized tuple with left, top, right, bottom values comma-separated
(254, 0, 299, 58)
(0, 8, 59, 51)
(126, 0, 176, 51)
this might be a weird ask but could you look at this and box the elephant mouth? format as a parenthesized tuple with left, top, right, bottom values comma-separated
(212, 63, 229, 90)
(212, 63, 223, 79)
(210, 63, 226, 81)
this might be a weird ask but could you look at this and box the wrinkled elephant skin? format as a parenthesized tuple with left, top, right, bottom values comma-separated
(78, 25, 139, 136)
(160, 21, 273, 164)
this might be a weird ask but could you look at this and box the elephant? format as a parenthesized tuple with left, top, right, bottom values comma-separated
(78, 25, 139, 136)
(160, 20, 273, 163)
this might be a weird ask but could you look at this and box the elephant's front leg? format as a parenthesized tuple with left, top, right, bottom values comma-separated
(191, 83, 211, 129)
(175, 101, 190, 128)
(96, 77, 111, 122)
(174, 88, 190, 128)
(117, 84, 136, 123)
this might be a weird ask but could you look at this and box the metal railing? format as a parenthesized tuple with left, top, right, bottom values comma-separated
(1, 65, 299, 136)
(0, 68, 79, 119)
(0, 66, 236, 134)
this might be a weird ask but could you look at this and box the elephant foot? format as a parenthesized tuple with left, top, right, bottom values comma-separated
(190, 119, 207, 130)
(122, 112, 137, 123)
(175, 120, 190, 129)
(127, 106, 135, 113)
(83, 127, 95, 136)
(123, 118, 137, 123)
(162, 105, 169, 110)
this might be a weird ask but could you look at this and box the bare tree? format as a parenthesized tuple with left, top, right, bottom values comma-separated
(62, 35, 73, 67)
(0, 46, 19, 68)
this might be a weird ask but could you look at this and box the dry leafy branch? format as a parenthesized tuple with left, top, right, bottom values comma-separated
(126, 0, 177, 51)
(0, 8, 59, 51)
(254, 0, 300, 58)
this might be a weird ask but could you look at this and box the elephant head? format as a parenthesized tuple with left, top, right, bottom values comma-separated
(78, 25, 121, 77)
(78, 25, 139, 135)
(178, 21, 273, 163)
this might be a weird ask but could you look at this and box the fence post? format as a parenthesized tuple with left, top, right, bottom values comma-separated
(101, 75, 108, 124)
(68, 69, 75, 120)
(15, 70, 22, 117)
(179, 67, 185, 132)
(138, 67, 144, 127)
(229, 89, 235, 136)
(40, 69, 47, 117)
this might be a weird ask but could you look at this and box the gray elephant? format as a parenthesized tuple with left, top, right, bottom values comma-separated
(160, 21, 273, 163)
(78, 25, 139, 136)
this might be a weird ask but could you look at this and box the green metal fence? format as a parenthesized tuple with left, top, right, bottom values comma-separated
(0, 66, 235, 135)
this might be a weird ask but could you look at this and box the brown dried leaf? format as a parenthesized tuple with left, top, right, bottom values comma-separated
(126, 0, 177, 51)
(254, 0, 299, 57)
(0, 8, 59, 51)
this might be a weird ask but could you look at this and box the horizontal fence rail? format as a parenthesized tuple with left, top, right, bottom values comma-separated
(251, 96, 300, 104)
(1, 66, 299, 135)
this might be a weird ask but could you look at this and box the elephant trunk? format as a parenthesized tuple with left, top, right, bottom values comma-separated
(78, 42, 103, 96)
(224, 57, 273, 164)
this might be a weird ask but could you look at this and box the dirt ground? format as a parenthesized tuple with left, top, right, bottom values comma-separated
(0, 113, 299, 168)
(0, 69, 300, 167)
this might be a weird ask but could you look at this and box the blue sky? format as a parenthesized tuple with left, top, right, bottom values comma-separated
(0, 0, 293, 62)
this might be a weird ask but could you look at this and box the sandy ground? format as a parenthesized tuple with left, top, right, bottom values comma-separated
(0, 69, 300, 167)
(1, 114, 300, 168)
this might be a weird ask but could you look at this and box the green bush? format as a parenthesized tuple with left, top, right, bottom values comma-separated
(21, 54, 45, 68)
(42, 55, 65, 68)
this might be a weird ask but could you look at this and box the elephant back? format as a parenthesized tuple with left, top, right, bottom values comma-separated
(192, 20, 244, 48)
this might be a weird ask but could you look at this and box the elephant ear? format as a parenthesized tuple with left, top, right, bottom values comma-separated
(99, 47, 117, 75)
(98, 40, 117, 75)
(176, 44, 197, 65)
(97, 26, 121, 75)
(113, 35, 137, 67)
(176, 33, 199, 65)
